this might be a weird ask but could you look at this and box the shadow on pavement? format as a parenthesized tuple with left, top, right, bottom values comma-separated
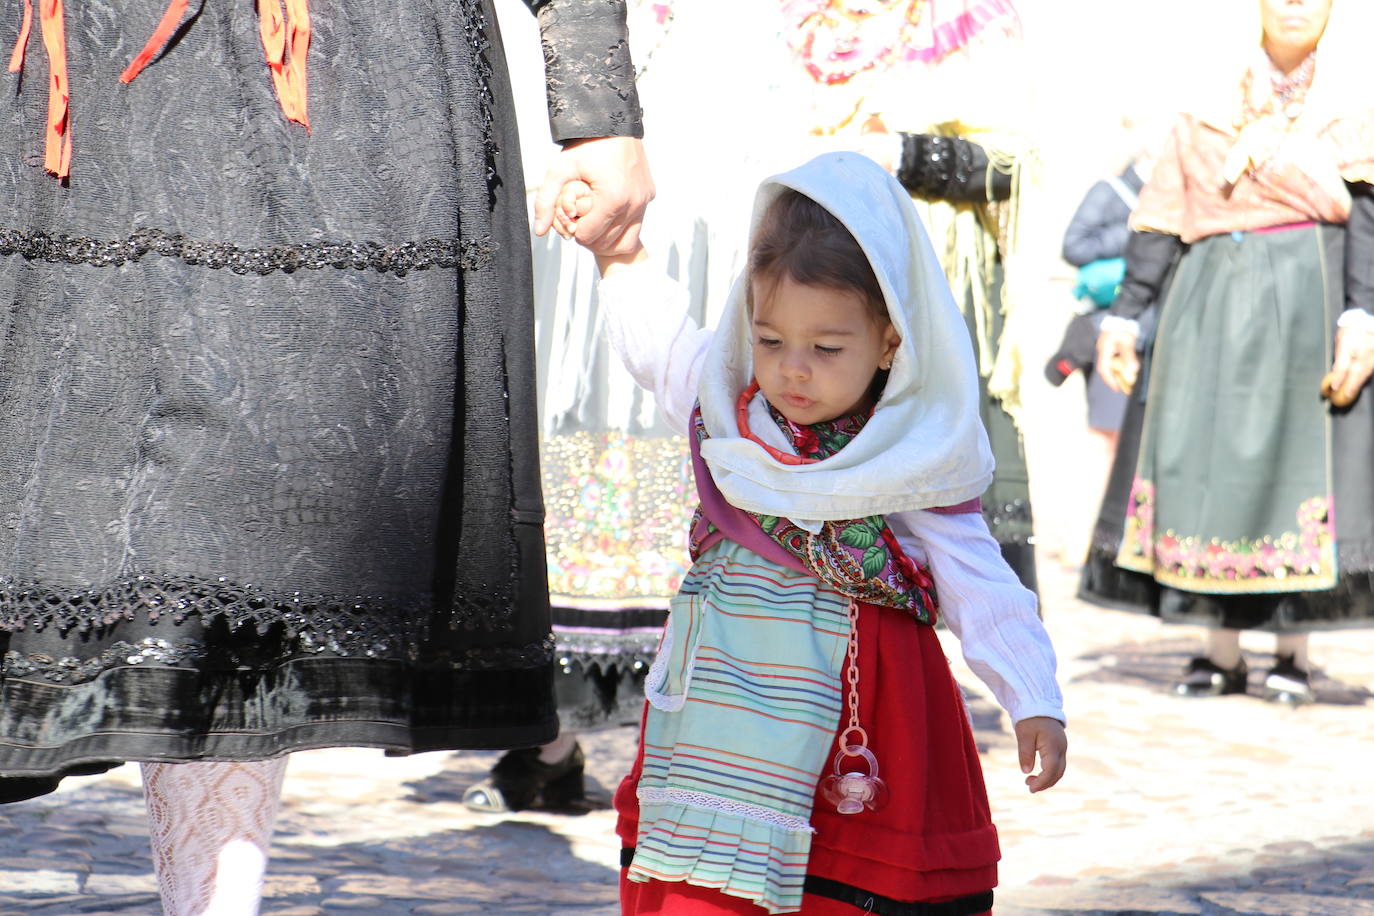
(402, 748, 617, 815)
(0, 779, 158, 915)
(1003, 836, 1374, 915)
(0, 772, 623, 915)
(262, 821, 621, 915)
(1070, 636, 1372, 706)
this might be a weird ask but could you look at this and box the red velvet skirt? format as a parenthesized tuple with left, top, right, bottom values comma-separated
(615, 601, 999, 915)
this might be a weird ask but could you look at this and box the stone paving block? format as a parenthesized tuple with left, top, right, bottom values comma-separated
(20, 831, 93, 850)
(40, 811, 106, 829)
(401, 861, 449, 876)
(26, 848, 93, 864)
(5, 894, 87, 907)
(0, 869, 80, 895)
(409, 905, 487, 915)
(0, 857, 87, 875)
(94, 821, 148, 838)
(1260, 840, 1318, 856)
(261, 874, 321, 897)
(1181, 879, 1244, 892)
(319, 896, 394, 911)
(86, 860, 151, 877)
(333, 874, 508, 900)
(518, 881, 620, 907)
(82, 874, 157, 895)
(1201, 892, 1374, 915)
(63, 892, 160, 912)
(498, 907, 615, 915)
(1004, 886, 1203, 915)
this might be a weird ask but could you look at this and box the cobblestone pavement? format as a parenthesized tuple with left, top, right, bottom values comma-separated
(0, 559, 1369, 915)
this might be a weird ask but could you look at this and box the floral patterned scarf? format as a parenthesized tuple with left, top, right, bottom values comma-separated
(689, 387, 938, 623)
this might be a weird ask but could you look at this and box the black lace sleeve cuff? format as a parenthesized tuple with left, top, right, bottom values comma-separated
(895, 133, 1011, 203)
(1347, 181, 1374, 315)
(534, 0, 644, 142)
(1110, 230, 1185, 321)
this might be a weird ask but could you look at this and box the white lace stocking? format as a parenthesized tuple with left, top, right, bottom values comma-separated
(142, 757, 289, 916)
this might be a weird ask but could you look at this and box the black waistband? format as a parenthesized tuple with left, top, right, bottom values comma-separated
(803, 875, 993, 916)
(619, 848, 993, 915)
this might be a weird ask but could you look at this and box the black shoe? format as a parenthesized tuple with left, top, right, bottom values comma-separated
(1173, 656, 1248, 697)
(1263, 655, 1314, 706)
(463, 742, 586, 813)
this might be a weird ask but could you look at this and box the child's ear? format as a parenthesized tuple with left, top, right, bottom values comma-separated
(881, 325, 902, 367)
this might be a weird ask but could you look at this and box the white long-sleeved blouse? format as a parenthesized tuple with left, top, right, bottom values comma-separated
(597, 259, 1065, 726)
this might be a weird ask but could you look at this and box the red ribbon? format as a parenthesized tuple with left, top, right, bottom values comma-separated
(9, 0, 312, 180)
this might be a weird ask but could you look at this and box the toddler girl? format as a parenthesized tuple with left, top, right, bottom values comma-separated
(560, 152, 1066, 915)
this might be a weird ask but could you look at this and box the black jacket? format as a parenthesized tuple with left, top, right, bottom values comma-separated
(1061, 165, 1144, 267)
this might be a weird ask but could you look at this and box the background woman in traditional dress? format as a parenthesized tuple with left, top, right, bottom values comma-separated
(1081, 0, 1374, 705)
(0, 0, 652, 911)
(780, 0, 1043, 591)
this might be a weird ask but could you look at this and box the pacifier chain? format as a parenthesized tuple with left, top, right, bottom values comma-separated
(820, 600, 889, 815)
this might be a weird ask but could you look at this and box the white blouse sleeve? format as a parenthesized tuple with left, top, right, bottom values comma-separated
(888, 509, 1066, 726)
(596, 258, 715, 434)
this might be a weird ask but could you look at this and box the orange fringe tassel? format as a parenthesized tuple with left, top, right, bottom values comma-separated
(257, 0, 311, 130)
(7, 0, 32, 73)
(37, 0, 71, 178)
(8, 0, 71, 178)
(8, 0, 312, 180)
(118, 0, 188, 84)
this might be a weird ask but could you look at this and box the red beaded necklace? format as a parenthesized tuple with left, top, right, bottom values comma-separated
(735, 379, 875, 466)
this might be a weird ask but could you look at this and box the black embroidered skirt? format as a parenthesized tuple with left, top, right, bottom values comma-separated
(0, 0, 556, 801)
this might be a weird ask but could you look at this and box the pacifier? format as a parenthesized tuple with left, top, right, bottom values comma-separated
(820, 742, 889, 815)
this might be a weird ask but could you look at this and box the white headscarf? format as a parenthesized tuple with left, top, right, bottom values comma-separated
(697, 152, 993, 524)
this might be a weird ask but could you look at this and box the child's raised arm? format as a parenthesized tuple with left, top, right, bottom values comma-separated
(592, 250, 712, 433)
(551, 186, 713, 434)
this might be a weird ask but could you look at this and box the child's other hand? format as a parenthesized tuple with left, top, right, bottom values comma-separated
(1014, 716, 1067, 793)
(553, 180, 594, 241)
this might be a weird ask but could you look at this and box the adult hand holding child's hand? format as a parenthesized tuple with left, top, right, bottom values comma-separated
(533, 137, 654, 255)
(547, 178, 648, 278)
(1014, 716, 1067, 793)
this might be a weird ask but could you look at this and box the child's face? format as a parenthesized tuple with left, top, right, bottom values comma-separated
(751, 274, 901, 426)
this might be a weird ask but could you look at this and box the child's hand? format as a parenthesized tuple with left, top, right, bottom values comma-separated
(1014, 716, 1067, 793)
(553, 178, 647, 277)
(552, 180, 594, 241)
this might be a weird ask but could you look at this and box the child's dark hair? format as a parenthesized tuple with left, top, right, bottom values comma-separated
(747, 189, 888, 325)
